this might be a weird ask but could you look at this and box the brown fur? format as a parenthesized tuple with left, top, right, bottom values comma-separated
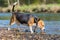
(28, 16, 34, 26)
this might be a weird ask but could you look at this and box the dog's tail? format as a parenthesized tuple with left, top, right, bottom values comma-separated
(12, 2, 17, 12)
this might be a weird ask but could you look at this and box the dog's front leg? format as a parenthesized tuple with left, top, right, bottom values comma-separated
(29, 26, 33, 34)
(28, 21, 34, 34)
(28, 17, 34, 34)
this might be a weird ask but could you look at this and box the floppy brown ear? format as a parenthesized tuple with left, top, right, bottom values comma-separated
(37, 19, 45, 30)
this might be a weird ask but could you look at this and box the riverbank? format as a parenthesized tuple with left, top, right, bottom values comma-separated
(0, 28, 60, 40)
(0, 4, 60, 13)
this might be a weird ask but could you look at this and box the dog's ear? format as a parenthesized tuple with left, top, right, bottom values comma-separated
(38, 18, 41, 21)
(13, 2, 18, 5)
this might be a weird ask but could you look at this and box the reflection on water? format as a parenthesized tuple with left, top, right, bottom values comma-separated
(0, 20, 60, 34)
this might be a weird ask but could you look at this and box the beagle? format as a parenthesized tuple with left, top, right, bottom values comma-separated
(8, 2, 45, 34)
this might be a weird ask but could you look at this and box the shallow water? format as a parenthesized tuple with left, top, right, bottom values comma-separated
(0, 20, 60, 34)
(0, 13, 60, 34)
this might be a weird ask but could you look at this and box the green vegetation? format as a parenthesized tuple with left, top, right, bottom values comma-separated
(0, 0, 60, 13)
(17, 4, 60, 10)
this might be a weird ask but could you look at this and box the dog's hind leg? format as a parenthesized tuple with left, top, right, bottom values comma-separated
(8, 15, 16, 30)
(8, 21, 16, 31)
(16, 20, 20, 32)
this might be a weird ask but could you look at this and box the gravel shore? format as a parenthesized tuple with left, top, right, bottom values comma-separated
(0, 28, 60, 40)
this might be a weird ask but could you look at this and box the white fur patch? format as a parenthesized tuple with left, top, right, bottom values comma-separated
(29, 26, 33, 34)
(8, 27, 11, 30)
(13, 2, 17, 5)
(7, 25, 11, 31)
(41, 27, 45, 30)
